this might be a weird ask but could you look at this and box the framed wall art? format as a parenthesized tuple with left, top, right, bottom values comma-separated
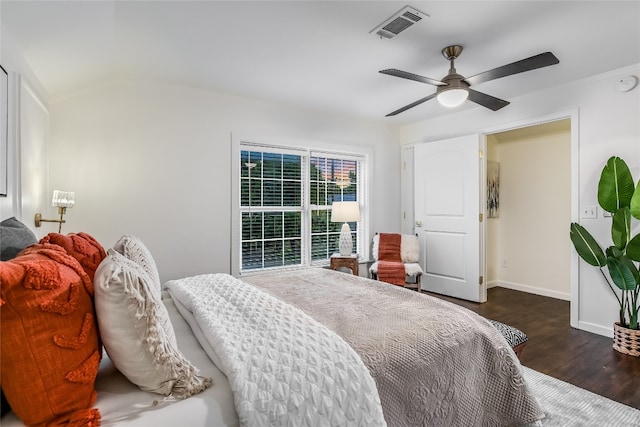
(0, 64, 7, 197)
(487, 160, 500, 218)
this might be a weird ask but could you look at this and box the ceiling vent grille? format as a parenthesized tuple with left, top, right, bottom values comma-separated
(370, 6, 428, 39)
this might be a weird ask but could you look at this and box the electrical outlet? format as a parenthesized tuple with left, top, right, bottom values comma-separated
(581, 206, 597, 219)
(502, 259, 508, 268)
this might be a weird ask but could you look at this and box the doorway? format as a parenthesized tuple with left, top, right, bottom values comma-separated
(485, 119, 572, 300)
(402, 112, 578, 326)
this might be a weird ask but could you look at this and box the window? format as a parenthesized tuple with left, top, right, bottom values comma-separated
(240, 149, 303, 270)
(309, 155, 359, 261)
(236, 142, 367, 275)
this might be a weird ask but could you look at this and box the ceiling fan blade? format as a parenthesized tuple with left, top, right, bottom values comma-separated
(386, 93, 438, 116)
(467, 89, 510, 111)
(464, 52, 559, 86)
(380, 69, 446, 86)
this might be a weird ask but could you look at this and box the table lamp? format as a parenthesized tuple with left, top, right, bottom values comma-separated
(331, 201, 360, 256)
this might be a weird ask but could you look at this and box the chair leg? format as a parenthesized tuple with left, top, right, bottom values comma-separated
(403, 274, 422, 291)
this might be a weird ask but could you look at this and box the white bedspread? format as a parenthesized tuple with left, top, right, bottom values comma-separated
(164, 273, 386, 427)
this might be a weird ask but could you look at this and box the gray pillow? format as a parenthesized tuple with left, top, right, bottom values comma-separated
(0, 217, 38, 261)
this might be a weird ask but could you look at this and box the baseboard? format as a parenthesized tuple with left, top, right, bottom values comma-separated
(495, 280, 571, 301)
(491, 282, 614, 338)
(577, 320, 614, 338)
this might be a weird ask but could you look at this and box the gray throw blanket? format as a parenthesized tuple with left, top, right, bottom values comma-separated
(243, 268, 544, 427)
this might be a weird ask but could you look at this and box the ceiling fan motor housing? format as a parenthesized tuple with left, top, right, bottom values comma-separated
(438, 45, 468, 95)
(437, 72, 469, 95)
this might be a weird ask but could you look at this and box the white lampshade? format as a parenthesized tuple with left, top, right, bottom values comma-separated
(52, 190, 75, 208)
(331, 201, 360, 256)
(437, 88, 469, 108)
(331, 201, 360, 223)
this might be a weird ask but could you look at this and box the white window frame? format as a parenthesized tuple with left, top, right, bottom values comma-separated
(308, 150, 364, 265)
(231, 134, 370, 277)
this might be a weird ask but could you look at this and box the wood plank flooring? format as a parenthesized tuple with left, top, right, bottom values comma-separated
(425, 286, 640, 410)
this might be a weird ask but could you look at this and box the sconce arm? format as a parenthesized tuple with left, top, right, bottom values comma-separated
(34, 207, 68, 233)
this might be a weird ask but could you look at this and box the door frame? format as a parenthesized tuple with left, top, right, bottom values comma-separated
(481, 109, 580, 328)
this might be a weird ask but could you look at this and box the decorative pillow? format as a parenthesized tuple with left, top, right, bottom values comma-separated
(39, 232, 106, 281)
(0, 217, 35, 417)
(0, 243, 101, 426)
(112, 234, 161, 296)
(94, 249, 211, 397)
(0, 217, 37, 261)
(400, 234, 420, 263)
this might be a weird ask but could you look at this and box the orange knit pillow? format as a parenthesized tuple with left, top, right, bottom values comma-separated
(0, 243, 101, 427)
(39, 232, 106, 281)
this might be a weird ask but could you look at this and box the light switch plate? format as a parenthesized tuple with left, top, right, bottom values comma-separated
(581, 206, 597, 219)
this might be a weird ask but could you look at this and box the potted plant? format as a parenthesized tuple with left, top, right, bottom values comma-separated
(570, 156, 640, 357)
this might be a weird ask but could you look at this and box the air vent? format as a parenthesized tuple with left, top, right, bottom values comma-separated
(370, 6, 428, 39)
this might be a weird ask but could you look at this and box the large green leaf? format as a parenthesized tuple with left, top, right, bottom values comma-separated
(627, 234, 640, 262)
(611, 207, 631, 250)
(608, 249, 640, 285)
(627, 257, 640, 285)
(598, 157, 635, 212)
(607, 256, 638, 291)
(570, 222, 606, 267)
(606, 246, 623, 258)
(631, 179, 640, 220)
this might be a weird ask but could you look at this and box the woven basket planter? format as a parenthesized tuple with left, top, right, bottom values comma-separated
(613, 322, 640, 357)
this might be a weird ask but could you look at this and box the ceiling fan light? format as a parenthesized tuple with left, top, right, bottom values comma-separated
(437, 88, 469, 107)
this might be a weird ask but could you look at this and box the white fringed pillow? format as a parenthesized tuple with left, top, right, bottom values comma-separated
(113, 234, 161, 297)
(94, 249, 211, 397)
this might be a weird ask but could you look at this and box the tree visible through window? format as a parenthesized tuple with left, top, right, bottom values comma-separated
(239, 145, 363, 273)
(309, 155, 359, 261)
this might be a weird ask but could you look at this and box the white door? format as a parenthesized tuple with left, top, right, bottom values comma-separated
(414, 135, 486, 302)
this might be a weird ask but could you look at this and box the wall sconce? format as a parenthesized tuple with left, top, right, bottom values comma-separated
(35, 190, 75, 233)
(331, 201, 361, 256)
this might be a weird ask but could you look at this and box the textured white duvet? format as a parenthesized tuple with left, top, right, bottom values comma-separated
(164, 273, 386, 427)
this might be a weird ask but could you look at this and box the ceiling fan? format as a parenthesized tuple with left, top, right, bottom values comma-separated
(380, 45, 559, 116)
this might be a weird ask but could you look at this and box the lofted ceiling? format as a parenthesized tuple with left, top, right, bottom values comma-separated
(1, 1, 639, 124)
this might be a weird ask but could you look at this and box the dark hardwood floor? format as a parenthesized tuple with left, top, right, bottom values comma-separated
(425, 286, 640, 410)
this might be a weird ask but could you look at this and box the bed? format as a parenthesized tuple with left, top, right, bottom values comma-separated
(0, 225, 543, 427)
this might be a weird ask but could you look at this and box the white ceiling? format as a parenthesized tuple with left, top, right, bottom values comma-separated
(2, 1, 639, 124)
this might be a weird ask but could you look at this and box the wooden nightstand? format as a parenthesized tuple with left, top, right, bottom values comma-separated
(330, 253, 359, 276)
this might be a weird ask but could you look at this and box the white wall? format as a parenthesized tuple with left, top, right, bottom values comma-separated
(18, 79, 49, 239)
(49, 80, 401, 281)
(400, 64, 640, 337)
(0, 30, 50, 233)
